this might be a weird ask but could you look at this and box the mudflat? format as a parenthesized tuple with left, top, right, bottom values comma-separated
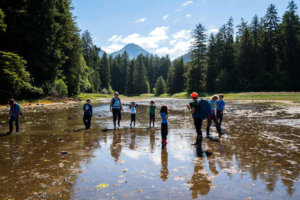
(0, 99, 299, 199)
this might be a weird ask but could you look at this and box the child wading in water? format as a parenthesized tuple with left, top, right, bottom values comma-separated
(160, 105, 169, 147)
(7, 98, 22, 134)
(83, 99, 93, 130)
(207, 95, 222, 138)
(216, 94, 225, 128)
(129, 102, 138, 128)
(149, 100, 156, 127)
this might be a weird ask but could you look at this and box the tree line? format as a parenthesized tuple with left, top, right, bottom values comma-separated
(186, 1, 300, 93)
(0, 1, 299, 103)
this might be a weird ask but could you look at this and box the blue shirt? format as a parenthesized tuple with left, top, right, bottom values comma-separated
(10, 104, 21, 117)
(111, 98, 121, 109)
(209, 100, 216, 113)
(160, 112, 168, 123)
(83, 103, 93, 116)
(216, 100, 225, 111)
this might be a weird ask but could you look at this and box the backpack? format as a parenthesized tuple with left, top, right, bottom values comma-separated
(194, 99, 211, 119)
(111, 98, 120, 107)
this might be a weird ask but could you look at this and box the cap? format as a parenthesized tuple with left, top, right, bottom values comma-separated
(190, 92, 198, 98)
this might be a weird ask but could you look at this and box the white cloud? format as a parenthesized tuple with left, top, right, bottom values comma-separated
(163, 14, 169, 21)
(103, 27, 194, 59)
(206, 26, 219, 35)
(186, 14, 192, 18)
(108, 34, 122, 42)
(134, 17, 146, 23)
(121, 26, 169, 49)
(102, 26, 169, 53)
(172, 29, 191, 39)
(102, 43, 124, 54)
(155, 29, 193, 59)
(182, 1, 193, 6)
(156, 40, 192, 59)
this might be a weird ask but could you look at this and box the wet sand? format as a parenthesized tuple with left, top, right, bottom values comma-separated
(0, 99, 299, 199)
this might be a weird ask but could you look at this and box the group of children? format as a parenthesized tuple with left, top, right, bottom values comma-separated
(108, 91, 225, 148)
(6, 92, 225, 149)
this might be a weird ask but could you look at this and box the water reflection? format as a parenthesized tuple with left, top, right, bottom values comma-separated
(160, 147, 169, 182)
(129, 128, 136, 150)
(110, 130, 122, 162)
(0, 101, 299, 199)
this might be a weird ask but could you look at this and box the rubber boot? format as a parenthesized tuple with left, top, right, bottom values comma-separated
(192, 135, 202, 145)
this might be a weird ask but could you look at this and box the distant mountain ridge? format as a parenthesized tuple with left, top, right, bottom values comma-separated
(99, 43, 190, 62)
(110, 43, 151, 59)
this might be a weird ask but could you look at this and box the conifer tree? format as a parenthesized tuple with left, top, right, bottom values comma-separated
(172, 56, 185, 93)
(133, 54, 150, 94)
(100, 52, 111, 90)
(155, 76, 166, 96)
(187, 23, 207, 93)
(126, 60, 135, 94)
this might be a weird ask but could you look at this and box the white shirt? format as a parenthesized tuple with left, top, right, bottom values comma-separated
(130, 106, 136, 114)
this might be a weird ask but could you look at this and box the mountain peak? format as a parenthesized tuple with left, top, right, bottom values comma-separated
(111, 43, 150, 59)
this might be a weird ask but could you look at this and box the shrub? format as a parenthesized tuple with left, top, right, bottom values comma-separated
(0, 51, 30, 94)
(19, 83, 44, 99)
(51, 79, 68, 97)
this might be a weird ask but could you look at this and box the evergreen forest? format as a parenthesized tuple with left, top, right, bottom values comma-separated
(0, 1, 299, 102)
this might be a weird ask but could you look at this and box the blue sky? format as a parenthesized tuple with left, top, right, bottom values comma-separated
(72, 0, 299, 59)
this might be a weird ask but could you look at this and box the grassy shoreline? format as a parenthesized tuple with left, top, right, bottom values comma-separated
(78, 92, 300, 103)
(1, 92, 300, 107)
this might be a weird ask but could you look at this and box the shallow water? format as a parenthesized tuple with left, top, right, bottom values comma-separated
(0, 100, 299, 199)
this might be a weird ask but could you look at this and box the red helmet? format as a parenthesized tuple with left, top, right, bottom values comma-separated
(190, 92, 198, 98)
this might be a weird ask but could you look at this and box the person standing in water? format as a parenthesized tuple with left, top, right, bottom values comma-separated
(110, 92, 123, 129)
(83, 99, 93, 130)
(149, 100, 156, 127)
(129, 101, 138, 128)
(206, 95, 222, 138)
(160, 104, 169, 147)
(186, 92, 203, 145)
(216, 94, 225, 128)
(7, 98, 22, 134)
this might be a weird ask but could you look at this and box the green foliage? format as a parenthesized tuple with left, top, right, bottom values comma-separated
(52, 79, 68, 97)
(0, 8, 7, 32)
(155, 76, 166, 96)
(133, 54, 150, 94)
(186, 23, 207, 93)
(81, 30, 101, 92)
(20, 82, 44, 99)
(0, 51, 30, 94)
(100, 52, 111, 90)
(0, 0, 87, 96)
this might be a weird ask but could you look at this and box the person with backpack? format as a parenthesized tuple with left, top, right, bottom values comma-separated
(83, 99, 93, 130)
(186, 92, 204, 145)
(216, 94, 225, 128)
(207, 95, 222, 138)
(7, 98, 22, 134)
(110, 92, 123, 129)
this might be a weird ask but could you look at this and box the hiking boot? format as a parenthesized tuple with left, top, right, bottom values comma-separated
(192, 136, 202, 145)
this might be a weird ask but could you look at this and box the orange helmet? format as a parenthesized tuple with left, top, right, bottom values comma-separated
(190, 92, 198, 98)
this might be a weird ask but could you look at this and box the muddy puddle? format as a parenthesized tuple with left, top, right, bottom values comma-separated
(0, 100, 299, 199)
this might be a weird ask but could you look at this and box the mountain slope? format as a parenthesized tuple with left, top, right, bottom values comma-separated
(110, 43, 151, 59)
